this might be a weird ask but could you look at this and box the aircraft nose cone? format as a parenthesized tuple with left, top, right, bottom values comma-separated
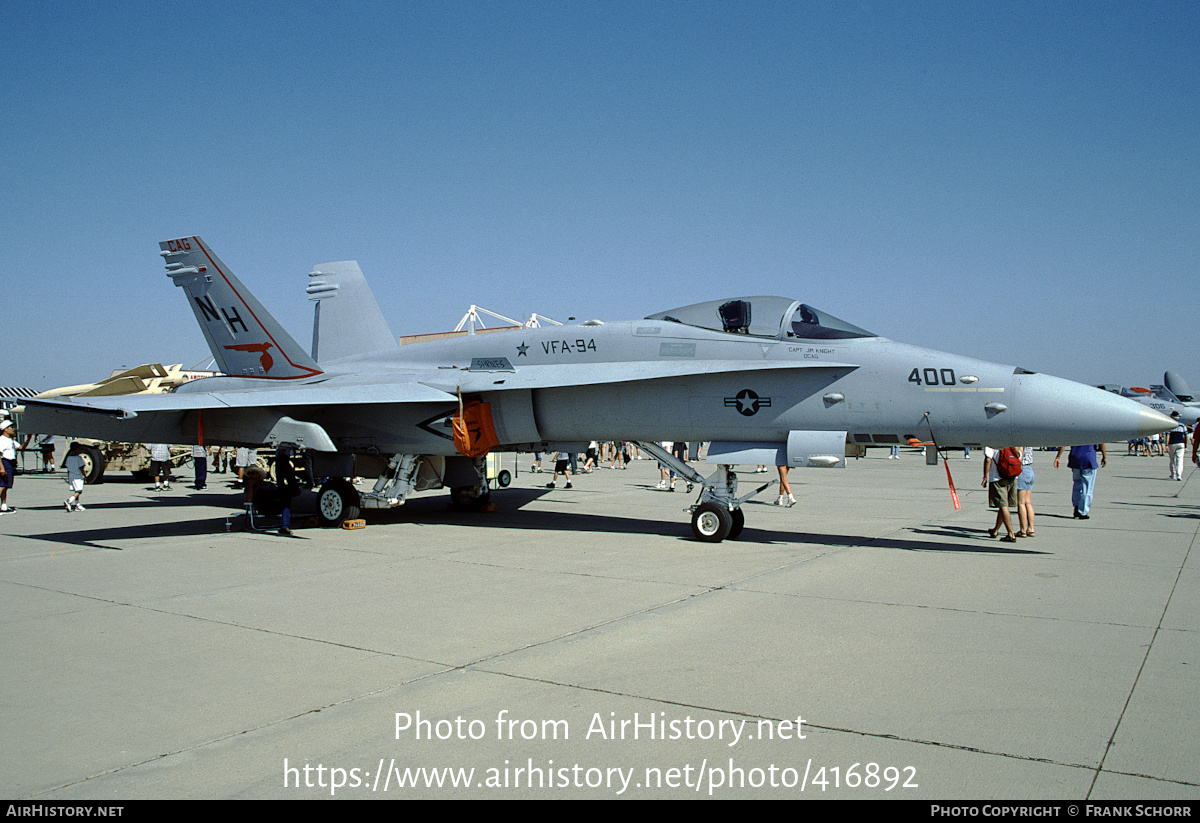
(1137, 406, 1177, 436)
(1011, 374, 1178, 445)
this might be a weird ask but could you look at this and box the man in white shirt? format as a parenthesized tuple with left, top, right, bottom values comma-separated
(1166, 412, 1189, 480)
(0, 419, 18, 513)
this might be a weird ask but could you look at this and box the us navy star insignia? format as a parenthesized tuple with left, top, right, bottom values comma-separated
(516, 342, 529, 357)
(724, 389, 771, 416)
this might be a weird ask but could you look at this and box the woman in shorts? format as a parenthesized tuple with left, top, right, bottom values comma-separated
(1016, 446, 1035, 537)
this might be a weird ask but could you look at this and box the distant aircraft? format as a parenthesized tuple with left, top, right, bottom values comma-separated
(21, 237, 1175, 542)
(1096, 384, 1200, 427)
(1155, 371, 1197, 406)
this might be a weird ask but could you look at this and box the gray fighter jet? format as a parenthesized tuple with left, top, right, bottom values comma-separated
(1095, 385, 1200, 427)
(1155, 372, 1197, 406)
(21, 237, 1175, 542)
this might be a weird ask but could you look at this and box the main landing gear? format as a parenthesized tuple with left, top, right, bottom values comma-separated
(634, 442, 776, 543)
(317, 478, 361, 527)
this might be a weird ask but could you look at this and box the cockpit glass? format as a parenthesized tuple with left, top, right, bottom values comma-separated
(647, 296, 875, 340)
(789, 304, 874, 340)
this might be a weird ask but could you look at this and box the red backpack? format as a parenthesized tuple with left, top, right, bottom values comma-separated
(996, 447, 1023, 478)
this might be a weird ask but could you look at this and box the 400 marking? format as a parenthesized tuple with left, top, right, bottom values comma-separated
(908, 368, 956, 386)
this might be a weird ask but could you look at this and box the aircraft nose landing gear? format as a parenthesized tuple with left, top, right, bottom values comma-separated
(691, 502, 746, 542)
(635, 443, 770, 543)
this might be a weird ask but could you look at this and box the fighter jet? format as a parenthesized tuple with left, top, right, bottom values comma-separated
(1096, 385, 1200, 427)
(21, 236, 1175, 542)
(1154, 371, 1197, 407)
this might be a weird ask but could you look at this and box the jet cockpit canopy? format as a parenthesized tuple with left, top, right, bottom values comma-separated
(646, 296, 875, 341)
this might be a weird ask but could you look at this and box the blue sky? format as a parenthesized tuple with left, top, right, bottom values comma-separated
(3, 0, 1196, 392)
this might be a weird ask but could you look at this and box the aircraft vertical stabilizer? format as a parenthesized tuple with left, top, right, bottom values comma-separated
(1164, 371, 1195, 404)
(159, 237, 322, 380)
(306, 260, 397, 362)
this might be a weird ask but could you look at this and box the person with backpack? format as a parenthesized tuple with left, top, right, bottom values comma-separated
(982, 445, 1021, 542)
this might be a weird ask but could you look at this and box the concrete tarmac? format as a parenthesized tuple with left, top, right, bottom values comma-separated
(2, 449, 1197, 799)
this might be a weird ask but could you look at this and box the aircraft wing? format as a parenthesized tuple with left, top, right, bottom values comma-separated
(24, 358, 855, 417)
(19, 358, 856, 451)
(20, 381, 456, 414)
(17, 379, 460, 450)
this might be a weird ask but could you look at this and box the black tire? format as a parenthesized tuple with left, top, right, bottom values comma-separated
(691, 502, 732, 542)
(79, 446, 105, 485)
(450, 485, 491, 510)
(496, 469, 512, 488)
(317, 478, 360, 527)
(728, 507, 745, 540)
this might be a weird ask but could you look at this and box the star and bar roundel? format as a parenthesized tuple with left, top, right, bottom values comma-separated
(725, 389, 772, 416)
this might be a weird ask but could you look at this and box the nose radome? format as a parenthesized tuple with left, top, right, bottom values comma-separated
(1137, 406, 1176, 436)
(1010, 373, 1178, 446)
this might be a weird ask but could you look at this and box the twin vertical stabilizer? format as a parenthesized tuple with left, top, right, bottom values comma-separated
(159, 236, 323, 380)
(307, 260, 397, 362)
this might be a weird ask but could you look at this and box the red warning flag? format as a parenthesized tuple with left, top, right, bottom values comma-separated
(944, 458, 961, 510)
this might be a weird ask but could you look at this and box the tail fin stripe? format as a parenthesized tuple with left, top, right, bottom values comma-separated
(194, 240, 321, 379)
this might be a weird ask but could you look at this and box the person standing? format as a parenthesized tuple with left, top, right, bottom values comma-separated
(609, 442, 628, 470)
(192, 444, 209, 489)
(775, 464, 796, 507)
(0, 419, 17, 513)
(21, 433, 56, 472)
(545, 452, 573, 489)
(982, 446, 1019, 542)
(1054, 443, 1107, 519)
(63, 442, 87, 511)
(1015, 446, 1035, 537)
(274, 445, 300, 536)
(656, 441, 675, 489)
(1166, 412, 1188, 481)
(235, 447, 253, 487)
(149, 443, 171, 491)
(657, 441, 692, 492)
